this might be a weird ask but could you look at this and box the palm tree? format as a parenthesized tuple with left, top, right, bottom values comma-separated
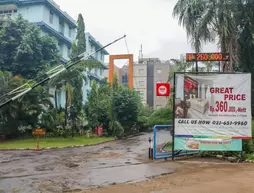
(173, 0, 239, 72)
(0, 71, 52, 136)
(203, 61, 218, 72)
(49, 58, 101, 127)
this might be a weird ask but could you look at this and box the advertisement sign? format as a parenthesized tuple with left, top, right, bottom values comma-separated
(32, 128, 46, 136)
(174, 73, 251, 139)
(156, 83, 170, 96)
(174, 137, 242, 151)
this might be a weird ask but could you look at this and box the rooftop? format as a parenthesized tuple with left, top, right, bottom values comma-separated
(0, 0, 76, 28)
(86, 32, 109, 55)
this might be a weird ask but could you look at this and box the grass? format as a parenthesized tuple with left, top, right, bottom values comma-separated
(0, 136, 115, 149)
(162, 142, 172, 151)
(245, 154, 254, 161)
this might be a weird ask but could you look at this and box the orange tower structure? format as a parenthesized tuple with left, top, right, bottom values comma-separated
(108, 54, 134, 89)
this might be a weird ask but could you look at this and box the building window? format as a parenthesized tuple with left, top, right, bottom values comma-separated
(0, 9, 17, 16)
(139, 69, 144, 75)
(139, 81, 145, 87)
(156, 68, 162, 74)
(69, 27, 72, 37)
(67, 48, 71, 58)
(59, 20, 64, 35)
(100, 68, 103, 76)
(49, 11, 53, 24)
(58, 43, 63, 57)
(121, 73, 128, 86)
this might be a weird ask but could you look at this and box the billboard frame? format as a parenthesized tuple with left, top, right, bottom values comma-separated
(171, 72, 251, 161)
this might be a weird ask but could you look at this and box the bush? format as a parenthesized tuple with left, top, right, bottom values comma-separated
(243, 120, 254, 154)
(148, 107, 173, 127)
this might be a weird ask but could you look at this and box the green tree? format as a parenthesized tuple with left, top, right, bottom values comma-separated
(173, 0, 238, 71)
(0, 71, 53, 137)
(76, 14, 86, 54)
(84, 75, 150, 137)
(168, 58, 193, 81)
(0, 15, 59, 78)
(84, 80, 100, 130)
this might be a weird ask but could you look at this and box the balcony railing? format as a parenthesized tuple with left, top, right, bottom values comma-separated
(0, 13, 16, 22)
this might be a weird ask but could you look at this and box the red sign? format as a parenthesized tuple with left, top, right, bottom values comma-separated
(156, 83, 170, 96)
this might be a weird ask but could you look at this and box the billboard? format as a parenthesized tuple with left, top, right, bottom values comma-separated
(174, 73, 252, 139)
(174, 137, 242, 151)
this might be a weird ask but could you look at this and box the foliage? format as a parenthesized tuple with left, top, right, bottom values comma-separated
(243, 120, 254, 154)
(137, 105, 153, 132)
(173, 0, 254, 72)
(84, 75, 151, 137)
(148, 107, 173, 127)
(0, 15, 59, 79)
(76, 14, 86, 54)
(84, 80, 100, 130)
(0, 71, 53, 137)
(173, 0, 254, 112)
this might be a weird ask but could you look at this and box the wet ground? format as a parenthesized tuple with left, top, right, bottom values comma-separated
(0, 131, 175, 193)
(78, 162, 254, 193)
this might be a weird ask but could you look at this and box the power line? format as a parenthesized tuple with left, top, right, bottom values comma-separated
(0, 35, 127, 109)
(123, 36, 139, 90)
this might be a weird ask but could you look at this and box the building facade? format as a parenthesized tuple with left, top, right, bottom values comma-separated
(152, 62, 171, 109)
(104, 64, 129, 87)
(104, 57, 172, 109)
(0, 0, 109, 107)
(0, 0, 77, 63)
(135, 58, 171, 109)
(82, 32, 109, 103)
(133, 62, 147, 104)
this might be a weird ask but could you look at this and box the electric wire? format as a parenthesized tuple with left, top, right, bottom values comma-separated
(123, 36, 139, 90)
(0, 35, 126, 109)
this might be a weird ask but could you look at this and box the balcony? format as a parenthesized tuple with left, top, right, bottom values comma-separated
(0, 14, 8, 22)
(0, 12, 16, 22)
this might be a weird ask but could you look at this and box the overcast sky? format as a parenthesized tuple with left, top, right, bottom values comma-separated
(54, 0, 218, 66)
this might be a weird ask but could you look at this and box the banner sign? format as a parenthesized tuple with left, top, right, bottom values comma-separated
(174, 73, 252, 139)
(32, 128, 46, 136)
(174, 137, 242, 151)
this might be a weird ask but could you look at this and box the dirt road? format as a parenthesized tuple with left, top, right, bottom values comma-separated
(0, 132, 173, 193)
(79, 161, 254, 193)
(1, 131, 253, 193)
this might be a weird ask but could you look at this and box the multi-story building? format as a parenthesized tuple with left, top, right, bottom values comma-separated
(104, 57, 172, 108)
(135, 58, 172, 109)
(82, 32, 109, 102)
(104, 64, 128, 87)
(0, 0, 76, 63)
(0, 0, 109, 107)
(133, 62, 147, 104)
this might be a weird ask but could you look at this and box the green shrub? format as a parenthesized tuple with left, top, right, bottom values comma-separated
(243, 120, 254, 153)
(148, 107, 173, 127)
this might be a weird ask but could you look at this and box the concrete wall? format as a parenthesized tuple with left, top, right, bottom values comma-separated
(18, 5, 43, 22)
(153, 63, 171, 109)
(133, 63, 147, 104)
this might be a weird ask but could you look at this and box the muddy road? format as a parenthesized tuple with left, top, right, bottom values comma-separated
(0, 132, 174, 193)
(78, 162, 254, 193)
